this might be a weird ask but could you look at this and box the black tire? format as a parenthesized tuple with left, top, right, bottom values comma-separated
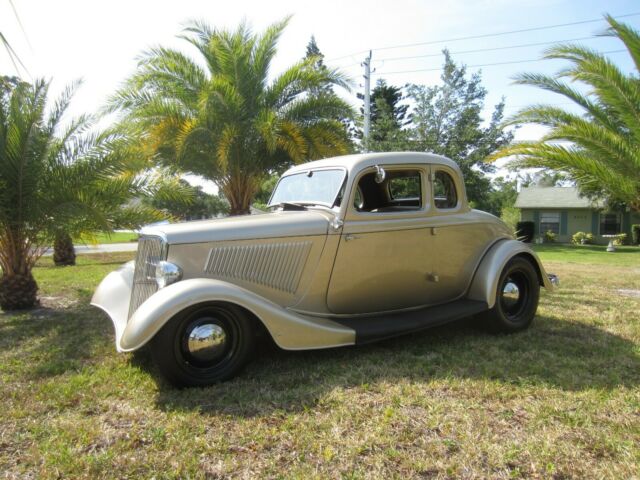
(481, 256, 540, 333)
(150, 303, 255, 387)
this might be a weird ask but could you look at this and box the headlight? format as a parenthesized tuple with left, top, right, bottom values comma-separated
(155, 261, 182, 289)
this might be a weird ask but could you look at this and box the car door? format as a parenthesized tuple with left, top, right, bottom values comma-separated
(327, 165, 436, 314)
(427, 167, 497, 304)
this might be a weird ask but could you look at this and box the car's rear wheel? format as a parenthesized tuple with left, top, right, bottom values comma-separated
(481, 257, 540, 333)
(150, 303, 255, 387)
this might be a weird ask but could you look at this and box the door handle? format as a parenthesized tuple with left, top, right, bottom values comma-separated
(344, 234, 359, 242)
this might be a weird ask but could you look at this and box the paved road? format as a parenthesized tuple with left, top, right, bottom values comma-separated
(43, 242, 138, 255)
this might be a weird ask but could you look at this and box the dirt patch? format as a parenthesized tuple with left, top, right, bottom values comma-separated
(617, 289, 640, 299)
(39, 295, 78, 309)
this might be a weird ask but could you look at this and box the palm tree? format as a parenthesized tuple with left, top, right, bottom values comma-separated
(488, 15, 640, 211)
(108, 18, 354, 215)
(0, 76, 172, 310)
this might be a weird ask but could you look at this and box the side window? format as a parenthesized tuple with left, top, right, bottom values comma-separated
(389, 174, 421, 200)
(353, 169, 422, 213)
(433, 171, 458, 209)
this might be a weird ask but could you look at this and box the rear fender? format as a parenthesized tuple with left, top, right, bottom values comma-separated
(467, 239, 553, 308)
(120, 278, 355, 352)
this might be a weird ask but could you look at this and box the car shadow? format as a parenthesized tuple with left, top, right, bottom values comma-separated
(4, 296, 637, 416)
(153, 313, 640, 417)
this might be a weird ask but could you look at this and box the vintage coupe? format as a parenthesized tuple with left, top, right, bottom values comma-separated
(92, 152, 557, 387)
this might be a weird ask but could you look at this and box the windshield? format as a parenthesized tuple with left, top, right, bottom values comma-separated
(269, 169, 346, 207)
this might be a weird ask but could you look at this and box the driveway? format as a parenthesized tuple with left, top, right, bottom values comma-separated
(43, 242, 138, 255)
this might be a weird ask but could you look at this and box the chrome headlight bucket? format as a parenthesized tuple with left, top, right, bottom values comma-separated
(154, 261, 182, 289)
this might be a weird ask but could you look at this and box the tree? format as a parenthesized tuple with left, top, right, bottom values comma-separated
(304, 36, 333, 97)
(252, 173, 280, 210)
(0, 77, 170, 310)
(357, 80, 410, 150)
(144, 179, 229, 220)
(406, 51, 513, 211)
(489, 15, 640, 211)
(484, 176, 518, 217)
(109, 18, 354, 215)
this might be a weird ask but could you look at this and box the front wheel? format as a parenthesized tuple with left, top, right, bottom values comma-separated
(481, 257, 540, 333)
(150, 303, 255, 387)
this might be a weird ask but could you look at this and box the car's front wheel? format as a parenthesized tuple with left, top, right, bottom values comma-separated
(150, 303, 255, 387)
(481, 256, 540, 333)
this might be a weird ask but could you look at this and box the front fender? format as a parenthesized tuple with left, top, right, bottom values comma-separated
(467, 239, 553, 308)
(119, 278, 355, 352)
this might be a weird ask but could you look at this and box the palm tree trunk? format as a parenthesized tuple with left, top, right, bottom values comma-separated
(53, 232, 76, 266)
(0, 272, 39, 310)
(221, 173, 258, 216)
(0, 230, 39, 310)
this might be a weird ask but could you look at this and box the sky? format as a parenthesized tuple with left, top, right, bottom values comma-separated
(1, 0, 639, 192)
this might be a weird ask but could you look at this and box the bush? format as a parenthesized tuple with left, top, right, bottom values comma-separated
(544, 230, 556, 243)
(613, 233, 627, 246)
(516, 221, 534, 243)
(500, 206, 520, 236)
(572, 231, 594, 245)
(632, 224, 640, 245)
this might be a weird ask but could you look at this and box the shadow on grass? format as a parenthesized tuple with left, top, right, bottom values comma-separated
(153, 314, 640, 417)
(2, 299, 638, 417)
(0, 304, 113, 377)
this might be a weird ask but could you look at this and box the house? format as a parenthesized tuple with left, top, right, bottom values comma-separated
(515, 186, 640, 244)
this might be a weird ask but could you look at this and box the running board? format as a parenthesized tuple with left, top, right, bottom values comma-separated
(333, 299, 488, 344)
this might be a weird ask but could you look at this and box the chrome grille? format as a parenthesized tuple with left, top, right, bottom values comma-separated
(128, 235, 167, 319)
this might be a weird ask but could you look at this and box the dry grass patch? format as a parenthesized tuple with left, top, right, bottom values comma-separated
(0, 252, 638, 478)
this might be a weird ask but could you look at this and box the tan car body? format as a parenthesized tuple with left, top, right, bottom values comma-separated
(92, 152, 554, 353)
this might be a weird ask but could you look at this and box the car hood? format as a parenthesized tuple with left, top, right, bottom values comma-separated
(140, 210, 333, 245)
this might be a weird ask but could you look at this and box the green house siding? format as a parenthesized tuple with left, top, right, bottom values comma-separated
(622, 211, 631, 238)
(519, 207, 640, 244)
(591, 211, 599, 236)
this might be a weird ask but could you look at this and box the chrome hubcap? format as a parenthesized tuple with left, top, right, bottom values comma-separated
(502, 280, 520, 308)
(186, 323, 227, 363)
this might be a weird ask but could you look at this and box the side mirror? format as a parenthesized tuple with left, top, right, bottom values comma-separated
(374, 165, 386, 184)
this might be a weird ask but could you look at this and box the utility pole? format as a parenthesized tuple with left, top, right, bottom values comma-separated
(362, 50, 372, 151)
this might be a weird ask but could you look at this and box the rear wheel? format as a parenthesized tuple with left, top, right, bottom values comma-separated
(481, 257, 540, 333)
(150, 303, 255, 387)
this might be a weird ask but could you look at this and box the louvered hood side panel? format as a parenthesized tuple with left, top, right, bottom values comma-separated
(203, 241, 313, 294)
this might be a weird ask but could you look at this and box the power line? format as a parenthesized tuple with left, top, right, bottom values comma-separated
(7, 0, 33, 52)
(336, 35, 606, 69)
(374, 36, 598, 63)
(327, 11, 640, 62)
(372, 49, 627, 76)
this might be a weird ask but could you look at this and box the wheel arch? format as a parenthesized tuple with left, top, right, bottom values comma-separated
(119, 278, 355, 352)
(467, 239, 553, 309)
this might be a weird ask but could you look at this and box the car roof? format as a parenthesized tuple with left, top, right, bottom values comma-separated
(283, 152, 460, 176)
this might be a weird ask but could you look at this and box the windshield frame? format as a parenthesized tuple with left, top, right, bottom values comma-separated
(267, 167, 348, 209)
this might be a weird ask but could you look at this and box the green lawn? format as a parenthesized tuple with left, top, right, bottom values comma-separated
(1, 250, 638, 478)
(532, 242, 640, 266)
(74, 231, 139, 245)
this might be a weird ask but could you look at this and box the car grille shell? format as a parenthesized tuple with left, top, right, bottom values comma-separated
(128, 235, 167, 319)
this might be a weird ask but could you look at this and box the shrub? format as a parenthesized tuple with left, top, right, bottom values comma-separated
(572, 231, 594, 245)
(544, 230, 556, 243)
(516, 221, 535, 243)
(632, 224, 640, 245)
(500, 206, 520, 236)
(613, 233, 627, 246)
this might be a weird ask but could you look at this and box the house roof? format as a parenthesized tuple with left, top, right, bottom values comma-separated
(515, 187, 599, 209)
